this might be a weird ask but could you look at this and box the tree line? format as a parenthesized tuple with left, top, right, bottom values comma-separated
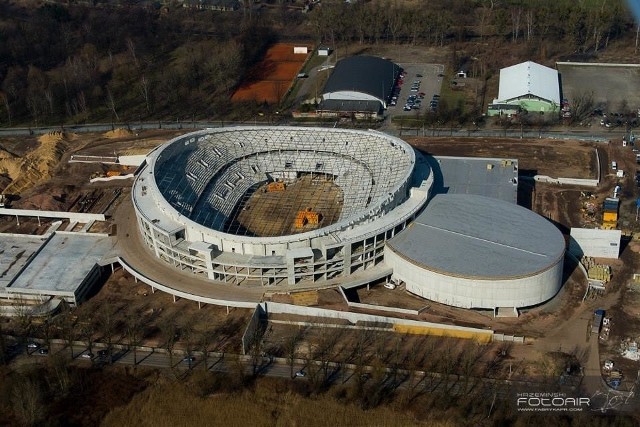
(0, 0, 636, 126)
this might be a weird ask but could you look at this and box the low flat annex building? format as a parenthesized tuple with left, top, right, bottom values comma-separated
(488, 61, 560, 116)
(0, 232, 114, 307)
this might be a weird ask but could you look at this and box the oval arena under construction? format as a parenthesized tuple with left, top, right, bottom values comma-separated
(132, 127, 433, 287)
(131, 126, 565, 310)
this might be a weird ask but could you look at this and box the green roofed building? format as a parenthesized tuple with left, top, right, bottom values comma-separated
(488, 61, 560, 117)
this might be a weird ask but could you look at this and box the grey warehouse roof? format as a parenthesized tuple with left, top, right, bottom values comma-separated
(427, 156, 518, 204)
(387, 194, 565, 279)
(322, 56, 400, 103)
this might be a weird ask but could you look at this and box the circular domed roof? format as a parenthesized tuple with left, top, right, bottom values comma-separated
(387, 194, 565, 279)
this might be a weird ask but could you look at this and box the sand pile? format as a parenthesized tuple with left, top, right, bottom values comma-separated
(104, 128, 133, 139)
(0, 148, 21, 183)
(2, 132, 74, 196)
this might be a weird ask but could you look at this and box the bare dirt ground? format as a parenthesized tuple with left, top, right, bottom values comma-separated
(1, 127, 639, 389)
(406, 136, 598, 179)
(234, 174, 343, 237)
(72, 268, 252, 353)
(0, 129, 180, 236)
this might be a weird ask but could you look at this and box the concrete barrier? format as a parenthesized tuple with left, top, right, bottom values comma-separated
(261, 301, 494, 343)
(534, 175, 599, 187)
(347, 301, 421, 316)
(89, 174, 134, 183)
(0, 208, 106, 222)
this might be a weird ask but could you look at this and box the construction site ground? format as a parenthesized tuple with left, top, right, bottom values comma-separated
(67, 268, 251, 354)
(233, 174, 343, 237)
(1, 129, 640, 391)
(0, 129, 183, 235)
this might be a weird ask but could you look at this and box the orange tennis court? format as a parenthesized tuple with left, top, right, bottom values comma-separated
(232, 43, 312, 104)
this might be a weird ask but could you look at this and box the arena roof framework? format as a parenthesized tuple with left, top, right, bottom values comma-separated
(132, 127, 433, 287)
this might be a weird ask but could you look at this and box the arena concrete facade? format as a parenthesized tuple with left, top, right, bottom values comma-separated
(132, 127, 433, 287)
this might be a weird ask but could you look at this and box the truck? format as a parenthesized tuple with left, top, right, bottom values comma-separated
(602, 198, 620, 229)
(592, 309, 605, 335)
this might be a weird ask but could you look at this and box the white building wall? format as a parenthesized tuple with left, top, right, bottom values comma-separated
(569, 228, 621, 259)
(385, 248, 564, 309)
(322, 91, 384, 107)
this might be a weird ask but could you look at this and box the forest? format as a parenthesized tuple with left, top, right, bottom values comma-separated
(0, 0, 636, 126)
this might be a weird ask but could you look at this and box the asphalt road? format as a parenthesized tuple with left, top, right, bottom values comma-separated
(12, 340, 599, 407)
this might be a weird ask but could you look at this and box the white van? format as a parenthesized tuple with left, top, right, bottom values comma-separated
(611, 161, 617, 170)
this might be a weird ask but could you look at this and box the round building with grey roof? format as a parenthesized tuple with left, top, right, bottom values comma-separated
(384, 194, 565, 310)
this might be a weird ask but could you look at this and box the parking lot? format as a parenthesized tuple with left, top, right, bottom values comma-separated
(557, 62, 640, 111)
(387, 63, 444, 118)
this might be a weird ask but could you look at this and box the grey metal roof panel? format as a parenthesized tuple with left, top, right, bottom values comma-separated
(427, 156, 518, 204)
(387, 194, 565, 279)
(322, 56, 400, 102)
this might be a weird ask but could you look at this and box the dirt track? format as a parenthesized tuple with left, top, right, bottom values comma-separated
(406, 136, 598, 179)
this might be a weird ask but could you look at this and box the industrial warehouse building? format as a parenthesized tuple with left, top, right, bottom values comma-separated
(320, 56, 400, 115)
(488, 61, 560, 116)
(131, 127, 566, 312)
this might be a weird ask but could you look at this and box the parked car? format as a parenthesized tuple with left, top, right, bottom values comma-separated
(80, 352, 94, 359)
(37, 348, 49, 355)
(384, 282, 397, 290)
(295, 370, 306, 377)
(27, 342, 40, 349)
(182, 356, 196, 363)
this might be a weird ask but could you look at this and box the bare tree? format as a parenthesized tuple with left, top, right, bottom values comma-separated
(0, 92, 12, 126)
(11, 375, 45, 425)
(126, 38, 138, 67)
(125, 315, 145, 366)
(510, 7, 522, 43)
(139, 75, 152, 114)
(106, 87, 120, 122)
(525, 8, 534, 42)
(160, 319, 178, 367)
(48, 354, 72, 397)
(95, 301, 119, 363)
(197, 330, 216, 372)
(571, 91, 595, 124)
(78, 322, 95, 359)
